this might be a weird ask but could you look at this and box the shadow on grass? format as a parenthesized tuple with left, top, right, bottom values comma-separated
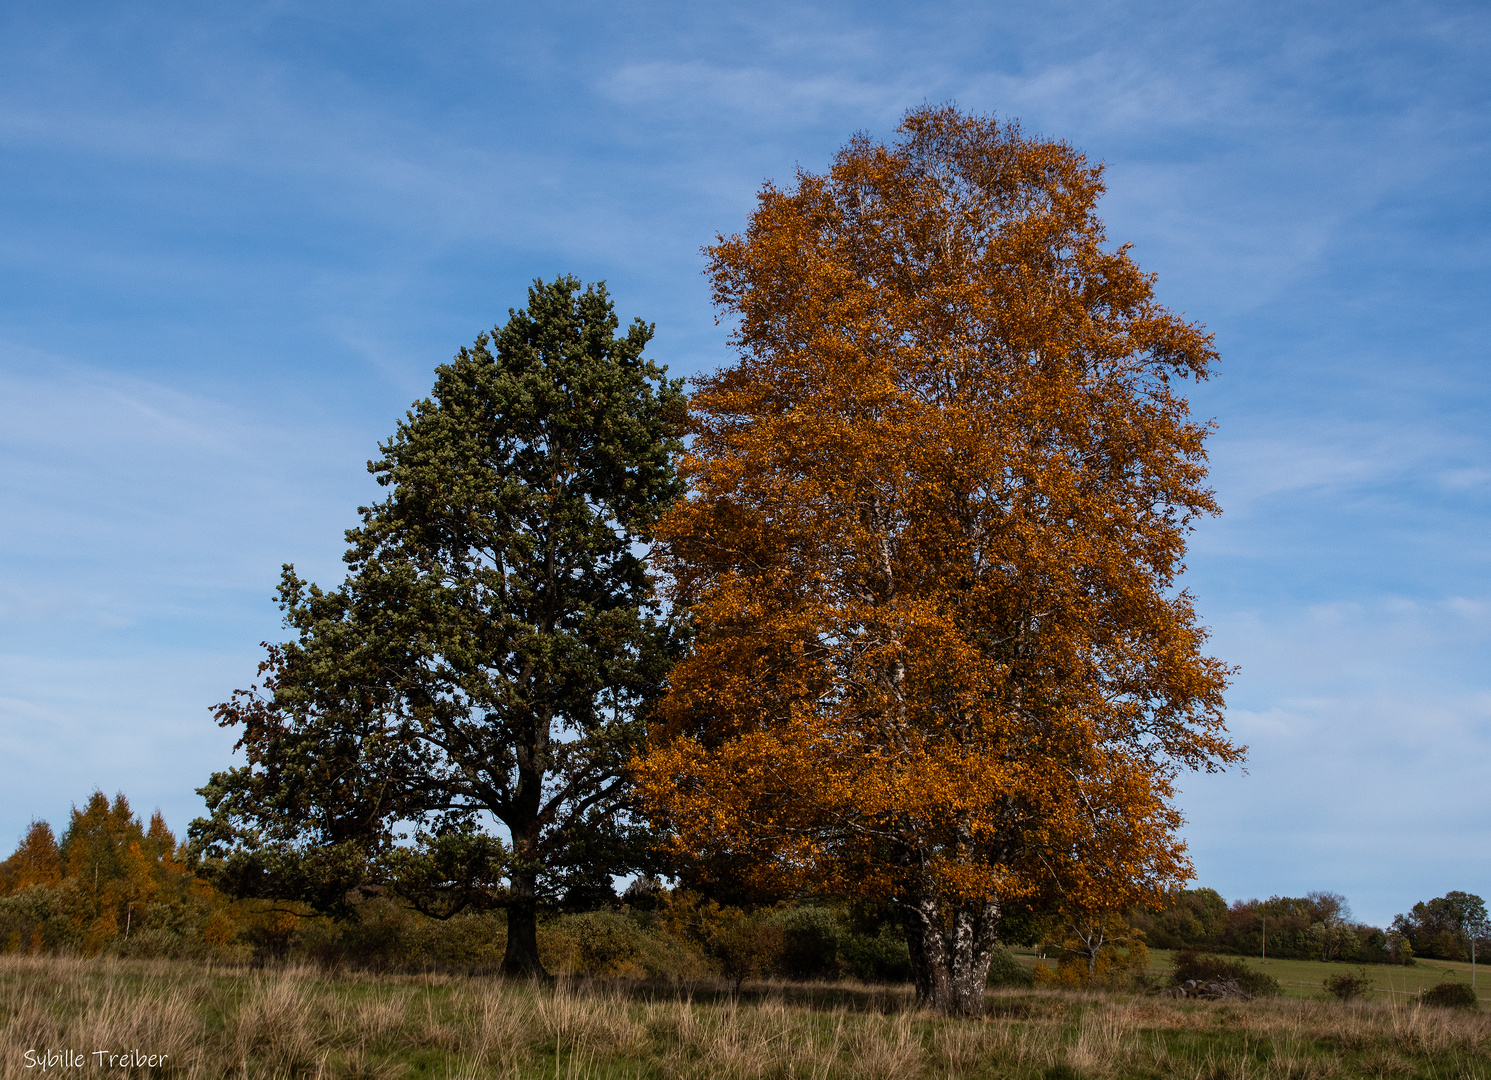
(548, 974, 1069, 1021)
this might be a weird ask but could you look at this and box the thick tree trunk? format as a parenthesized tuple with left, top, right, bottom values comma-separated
(501, 697, 550, 979)
(500, 867, 548, 977)
(901, 895, 1001, 1015)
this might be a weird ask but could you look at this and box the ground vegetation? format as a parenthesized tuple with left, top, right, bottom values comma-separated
(3, 954, 1490, 1079)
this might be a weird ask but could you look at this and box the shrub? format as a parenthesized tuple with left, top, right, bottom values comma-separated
(0, 883, 81, 953)
(111, 927, 207, 960)
(768, 906, 841, 980)
(1172, 950, 1282, 998)
(571, 910, 704, 979)
(710, 914, 785, 991)
(563, 911, 649, 976)
(1323, 970, 1373, 1001)
(1422, 981, 1478, 1008)
(987, 947, 1033, 987)
(837, 923, 913, 983)
(538, 911, 706, 979)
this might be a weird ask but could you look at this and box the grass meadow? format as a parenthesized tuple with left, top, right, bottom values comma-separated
(1169, 953, 1486, 1003)
(1019, 949, 1490, 1003)
(3, 953, 1490, 1080)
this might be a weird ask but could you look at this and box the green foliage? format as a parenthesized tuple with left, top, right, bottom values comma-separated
(537, 910, 701, 979)
(754, 904, 921, 985)
(1392, 892, 1488, 961)
(0, 883, 83, 953)
(767, 906, 840, 981)
(1133, 889, 1411, 966)
(1172, 950, 1282, 998)
(639, 893, 914, 985)
(192, 277, 686, 974)
(995, 903, 1059, 949)
(1322, 969, 1372, 1001)
(986, 947, 1034, 988)
(568, 911, 651, 976)
(1131, 888, 1228, 951)
(1385, 929, 1415, 965)
(274, 899, 507, 969)
(709, 914, 786, 991)
(837, 925, 914, 983)
(1422, 981, 1478, 1008)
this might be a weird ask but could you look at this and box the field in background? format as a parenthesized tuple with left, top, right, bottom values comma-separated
(1008, 947, 1490, 1003)
(4, 954, 1490, 1079)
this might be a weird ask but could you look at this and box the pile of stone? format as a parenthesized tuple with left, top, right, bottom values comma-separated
(1164, 979, 1247, 999)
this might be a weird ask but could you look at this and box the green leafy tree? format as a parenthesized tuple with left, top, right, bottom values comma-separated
(192, 277, 685, 976)
(1130, 887, 1228, 950)
(1393, 891, 1488, 961)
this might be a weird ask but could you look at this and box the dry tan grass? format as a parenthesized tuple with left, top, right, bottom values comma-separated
(3, 954, 1491, 1078)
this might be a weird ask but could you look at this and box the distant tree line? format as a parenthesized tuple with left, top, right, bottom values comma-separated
(0, 792, 232, 956)
(3, 791, 1484, 986)
(0, 791, 1017, 988)
(1390, 891, 1489, 962)
(1122, 887, 1487, 965)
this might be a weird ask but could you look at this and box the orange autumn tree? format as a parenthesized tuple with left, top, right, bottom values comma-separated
(634, 106, 1243, 1015)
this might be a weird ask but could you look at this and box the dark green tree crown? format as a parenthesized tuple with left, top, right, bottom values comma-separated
(193, 277, 685, 928)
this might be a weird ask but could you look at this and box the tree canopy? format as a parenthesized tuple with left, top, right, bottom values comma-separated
(192, 276, 685, 975)
(634, 106, 1242, 1014)
(1393, 891, 1489, 961)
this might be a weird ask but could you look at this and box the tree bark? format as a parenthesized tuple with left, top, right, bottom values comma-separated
(500, 866, 548, 977)
(901, 894, 1001, 1015)
(502, 696, 551, 979)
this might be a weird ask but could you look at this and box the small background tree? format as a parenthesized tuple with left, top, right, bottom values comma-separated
(1035, 912, 1150, 988)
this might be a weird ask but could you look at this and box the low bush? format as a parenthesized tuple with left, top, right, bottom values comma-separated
(836, 922, 913, 983)
(540, 910, 705, 979)
(987, 947, 1033, 987)
(768, 906, 840, 980)
(710, 914, 786, 990)
(1322, 969, 1373, 1001)
(1422, 981, 1478, 1008)
(1172, 950, 1282, 998)
(292, 898, 508, 969)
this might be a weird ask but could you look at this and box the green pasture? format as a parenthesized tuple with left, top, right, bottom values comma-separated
(1011, 946, 1490, 1002)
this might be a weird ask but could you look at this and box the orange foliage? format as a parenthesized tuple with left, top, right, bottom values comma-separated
(0, 821, 63, 892)
(1, 791, 226, 956)
(1035, 912, 1151, 987)
(634, 107, 1242, 1012)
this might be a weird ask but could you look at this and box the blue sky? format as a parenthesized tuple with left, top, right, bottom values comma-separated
(1, 0, 1486, 929)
